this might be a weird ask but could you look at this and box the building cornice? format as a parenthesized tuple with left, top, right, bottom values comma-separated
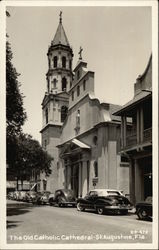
(40, 123, 62, 133)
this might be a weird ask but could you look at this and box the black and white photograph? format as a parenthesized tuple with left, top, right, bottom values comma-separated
(0, 0, 158, 249)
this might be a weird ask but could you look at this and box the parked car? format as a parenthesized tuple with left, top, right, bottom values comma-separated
(49, 189, 76, 207)
(18, 191, 28, 201)
(13, 191, 20, 200)
(25, 191, 38, 203)
(36, 191, 52, 205)
(77, 189, 133, 215)
(136, 196, 152, 220)
(7, 191, 15, 200)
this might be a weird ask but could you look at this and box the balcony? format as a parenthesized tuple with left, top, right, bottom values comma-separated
(143, 127, 152, 143)
(126, 133, 137, 147)
(122, 127, 152, 150)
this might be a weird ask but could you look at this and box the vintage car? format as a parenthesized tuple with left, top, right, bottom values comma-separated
(136, 196, 152, 220)
(77, 189, 133, 215)
(7, 191, 15, 200)
(49, 189, 76, 207)
(13, 191, 20, 200)
(25, 191, 38, 203)
(36, 191, 53, 205)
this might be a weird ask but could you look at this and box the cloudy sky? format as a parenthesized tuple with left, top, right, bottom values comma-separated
(6, 4, 152, 142)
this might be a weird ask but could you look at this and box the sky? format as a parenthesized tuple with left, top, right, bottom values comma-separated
(6, 5, 152, 143)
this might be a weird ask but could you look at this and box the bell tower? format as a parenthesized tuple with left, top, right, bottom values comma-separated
(46, 11, 73, 95)
(40, 12, 73, 192)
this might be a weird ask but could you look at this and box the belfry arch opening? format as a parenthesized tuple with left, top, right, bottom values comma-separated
(62, 77, 67, 91)
(53, 56, 57, 68)
(62, 56, 66, 68)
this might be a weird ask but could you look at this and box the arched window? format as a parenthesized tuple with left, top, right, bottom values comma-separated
(62, 77, 67, 91)
(51, 78, 57, 90)
(77, 85, 80, 96)
(45, 108, 48, 124)
(69, 60, 72, 70)
(94, 161, 98, 178)
(77, 70, 80, 80)
(62, 56, 66, 68)
(93, 136, 98, 145)
(61, 106, 68, 122)
(76, 109, 80, 127)
(72, 91, 74, 101)
(53, 56, 57, 68)
(83, 80, 86, 91)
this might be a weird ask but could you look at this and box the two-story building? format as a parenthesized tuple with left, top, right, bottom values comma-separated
(114, 55, 152, 204)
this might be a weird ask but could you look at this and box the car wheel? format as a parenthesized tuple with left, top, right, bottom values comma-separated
(137, 208, 148, 220)
(77, 202, 85, 211)
(97, 207, 104, 215)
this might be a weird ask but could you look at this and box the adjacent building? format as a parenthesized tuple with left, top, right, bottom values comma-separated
(114, 55, 152, 204)
(40, 14, 130, 197)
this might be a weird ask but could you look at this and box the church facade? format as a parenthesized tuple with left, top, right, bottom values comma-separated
(40, 14, 129, 198)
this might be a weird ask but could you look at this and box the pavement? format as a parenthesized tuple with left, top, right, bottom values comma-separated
(7, 199, 152, 244)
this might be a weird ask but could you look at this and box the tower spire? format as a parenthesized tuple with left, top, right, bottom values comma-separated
(59, 11, 62, 24)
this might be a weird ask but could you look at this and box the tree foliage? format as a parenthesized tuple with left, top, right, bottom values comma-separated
(6, 41, 27, 137)
(13, 134, 52, 182)
(6, 17, 52, 186)
(6, 41, 27, 167)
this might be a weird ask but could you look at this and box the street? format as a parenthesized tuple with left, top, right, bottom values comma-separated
(7, 200, 152, 244)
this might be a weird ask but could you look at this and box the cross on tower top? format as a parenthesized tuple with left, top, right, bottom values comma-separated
(78, 46, 83, 60)
(59, 11, 62, 23)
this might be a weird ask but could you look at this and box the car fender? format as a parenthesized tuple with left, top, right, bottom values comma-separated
(94, 198, 111, 208)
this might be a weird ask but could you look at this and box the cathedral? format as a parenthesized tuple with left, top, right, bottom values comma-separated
(40, 13, 129, 198)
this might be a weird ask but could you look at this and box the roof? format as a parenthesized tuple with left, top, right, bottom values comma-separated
(72, 138, 90, 149)
(51, 22, 70, 46)
(113, 90, 152, 115)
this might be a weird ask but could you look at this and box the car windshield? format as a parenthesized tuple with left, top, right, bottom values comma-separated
(63, 190, 74, 196)
(92, 190, 121, 196)
(107, 191, 121, 195)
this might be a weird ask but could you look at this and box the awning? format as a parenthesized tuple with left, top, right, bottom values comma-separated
(30, 183, 37, 190)
(71, 138, 90, 149)
(113, 90, 152, 116)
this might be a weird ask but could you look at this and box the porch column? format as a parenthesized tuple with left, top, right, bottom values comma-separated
(123, 115, 127, 147)
(78, 162, 82, 198)
(134, 159, 143, 203)
(82, 161, 87, 197)
(137, 109, 140, 144)
(140, 106, 144, 143)
(129, 159, 135, 205)
(121, 116, 124, 148)
(67, 165, 71, 189)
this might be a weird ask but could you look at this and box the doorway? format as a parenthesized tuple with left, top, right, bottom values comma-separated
(71, 164, 79, 198)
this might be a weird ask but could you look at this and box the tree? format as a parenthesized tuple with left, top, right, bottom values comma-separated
(13, 134, 52, 189)
(6, 14, 52, 190)
(6, 41, 27, 167)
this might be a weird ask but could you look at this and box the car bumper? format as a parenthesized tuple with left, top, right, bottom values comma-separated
(104, 205, 134, 210)
(61, 201, 76, 206)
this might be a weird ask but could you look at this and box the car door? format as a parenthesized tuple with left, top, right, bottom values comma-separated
(84, 191, 98, 209)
